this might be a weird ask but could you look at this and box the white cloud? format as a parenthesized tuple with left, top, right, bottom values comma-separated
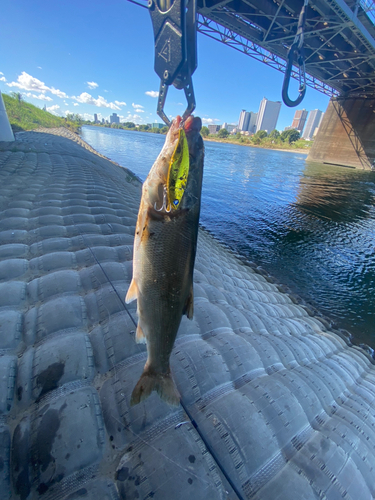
(46, 104, 61, 115)
(202, 118, 220, 125)
(0, 76, 6, 82)
(50, 87, 68, 98)
(6, 71, 68, 99)
(123, 113, 143, 123)
(73, 103, 79, 106)
(114, 100, 126, 107)
(134, 108, 144, 113)
(132, 103, 144, 109)
(25, 92, 53, 101)
(87, 81, 98, 89)
(37, 66, 42, 69)
(73, 92, 124, 110)
(145, 91, 159, 98)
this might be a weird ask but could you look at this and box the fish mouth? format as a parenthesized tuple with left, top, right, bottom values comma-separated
(169, 115, 202, 136)
(184, 115, 202, 133)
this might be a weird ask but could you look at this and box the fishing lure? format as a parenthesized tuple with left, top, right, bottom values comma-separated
(167, 127, 189, 209)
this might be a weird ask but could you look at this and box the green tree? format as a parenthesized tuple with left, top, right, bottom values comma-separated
(217, 128, 229, 138)
(268, 129, 280, 139)
(138, 124, 149, 131)
(281, 129, 300, 143)
(255, 130, 267, 139)
(287, 129, 300, 143)
(201, 126, 209, 137)
(160, 126, 169, 134)
(151, 127, 160, 134)
(124, 122, 135, 128)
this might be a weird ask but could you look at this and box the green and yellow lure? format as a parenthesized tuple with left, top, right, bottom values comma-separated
(167, 128, 189, 210)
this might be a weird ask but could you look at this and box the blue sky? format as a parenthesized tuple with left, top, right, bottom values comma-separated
(1, 0, 330, 130)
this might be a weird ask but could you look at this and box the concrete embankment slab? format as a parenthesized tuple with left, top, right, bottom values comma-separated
(1, 128, 375, 500)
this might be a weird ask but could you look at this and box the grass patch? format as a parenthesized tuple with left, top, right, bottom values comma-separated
(2, 93, 79, 133)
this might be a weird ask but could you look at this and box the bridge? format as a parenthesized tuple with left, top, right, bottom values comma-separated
(196, 0, 375, 169)
(197, 0, 375, 97)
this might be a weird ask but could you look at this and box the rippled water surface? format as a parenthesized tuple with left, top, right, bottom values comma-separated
(81, 126, 375, 346)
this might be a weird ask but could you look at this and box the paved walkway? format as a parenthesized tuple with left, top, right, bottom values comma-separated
(1, 129, 375, 500)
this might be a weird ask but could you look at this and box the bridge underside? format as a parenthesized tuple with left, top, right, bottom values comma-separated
(197, 0, 375, 96)
(197, 0, 375, 169)
(307, 97, 375, 169)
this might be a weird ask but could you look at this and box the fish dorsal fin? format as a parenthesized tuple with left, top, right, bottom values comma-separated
(125, 279, 138, 303)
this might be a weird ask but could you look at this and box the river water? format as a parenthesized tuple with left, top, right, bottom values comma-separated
(81, 125, 375, 348)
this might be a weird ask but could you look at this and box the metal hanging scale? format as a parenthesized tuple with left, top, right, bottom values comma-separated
(148, 0, 197, 125)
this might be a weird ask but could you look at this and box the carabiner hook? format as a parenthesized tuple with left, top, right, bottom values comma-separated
(282, 43, 306, 108)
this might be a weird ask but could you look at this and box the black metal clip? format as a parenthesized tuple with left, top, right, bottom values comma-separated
(149, 0, 197, 126)
(282, 0, 308, 107)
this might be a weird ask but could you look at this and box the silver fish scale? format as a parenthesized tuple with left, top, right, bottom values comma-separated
(0, 128, 375, 500)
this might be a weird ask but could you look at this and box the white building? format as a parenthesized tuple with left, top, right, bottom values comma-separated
(302, 109, 323, 140)
(222, 122, 237, 133)
(238, 110, 250, 131)
(256, 98, 281, 133)
(238, 110, 257, 133)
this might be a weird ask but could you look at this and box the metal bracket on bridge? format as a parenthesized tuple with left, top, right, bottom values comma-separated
(149, 0, 197, 126)
(282, 0, 308, 107)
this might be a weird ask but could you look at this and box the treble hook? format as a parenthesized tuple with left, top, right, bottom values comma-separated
(154, 185, 171, 212)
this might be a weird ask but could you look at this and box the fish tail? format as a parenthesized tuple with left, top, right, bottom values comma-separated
(130, 368, 180, 407)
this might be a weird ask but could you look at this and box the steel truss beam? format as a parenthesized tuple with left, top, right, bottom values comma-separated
(197, 15, 340, 97)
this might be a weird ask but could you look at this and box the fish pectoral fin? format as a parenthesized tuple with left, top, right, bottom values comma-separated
(135, 323, 146, 344)
(130, 368, 180, 407)
(183, 285, 194, 320)
(125, 279, 138, 303)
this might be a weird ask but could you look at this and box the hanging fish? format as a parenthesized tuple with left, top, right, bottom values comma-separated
(125, 115, 204, 406)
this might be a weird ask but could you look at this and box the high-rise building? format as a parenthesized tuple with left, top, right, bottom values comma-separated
(238, 110, 257, 132)
(302, 109, 323, 140)
(291, 109, 308, 133)
(238, 110, 250, 131)
(248, 112, 257, 134)
(256, 98, 281, 133)
(94, 113, 98, 123)
(110, 113, 120, 124)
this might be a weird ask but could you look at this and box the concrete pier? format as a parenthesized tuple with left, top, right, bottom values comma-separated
(1, 129, 375, 500)
(307, 97, 375, 170)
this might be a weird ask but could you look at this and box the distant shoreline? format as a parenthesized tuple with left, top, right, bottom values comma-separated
(83, 124, 310, 155)
(202, 136, 310, 155)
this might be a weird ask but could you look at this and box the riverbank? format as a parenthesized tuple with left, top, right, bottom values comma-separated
(3, 93, 80, 133)
(84, 123, 311, 154)
(2, 126, 375, 500)
(203, 135, 310, 154)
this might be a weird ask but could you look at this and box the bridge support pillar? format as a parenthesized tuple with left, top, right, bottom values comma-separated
(307, 97, 375, 170)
